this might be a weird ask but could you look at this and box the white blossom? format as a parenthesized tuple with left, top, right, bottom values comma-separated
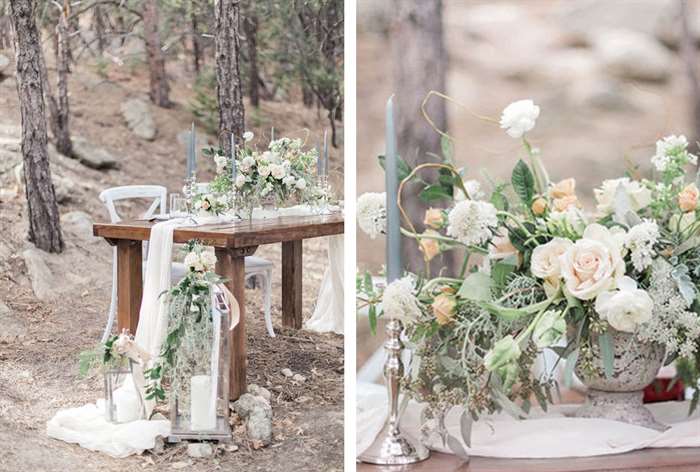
(594, 177, 652, 216)
(499, 99, 540, 138)
(651, 134, 696, 172)
(446, 200, 498, 246)
(383, 276, 422, 322)
(243, 131, 254, 142)
(357, 192, 386, 239)
(235, 175, 246, 188)
(283, 175, 296, 187)
(239, 156, 255, 173)
(258, 165, 271, 178)
(214, 154, 228, 174)
(595, 276, 653, 333)
(455, 179, 484, 202)
(295, 178, 307, 190)
(624, 219, 659, 272)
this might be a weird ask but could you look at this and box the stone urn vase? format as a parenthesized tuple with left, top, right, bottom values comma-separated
(573, 328, 667, 431)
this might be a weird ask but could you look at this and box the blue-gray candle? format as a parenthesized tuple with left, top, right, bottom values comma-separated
(316, 140, 323, 176)
(230, 133, 237, 182)
(187, 122, 196, 179)
(385, 96, 401, 283)
(322, 129, 328, 176)
(271, 127, 275, 142)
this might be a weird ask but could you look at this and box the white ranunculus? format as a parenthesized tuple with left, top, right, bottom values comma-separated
(500, 99, 540, 138)
(295, 178, 307, 190)
(270, 164, 286, 180)
(258, 165, 271, 177)
(200, 250, 217, 271)
(283, 175, 296, 187)
(594, 177, 652, 216)
(595, 276, 653, 333)
(531, 237, 573, 281)
(184, 251, 204, 272)
(243, 131, 254, 142)
(235, 174, 246, 188)
(214, 154, 228, 174)
(240, 156, 255, 173)
(559, 224, 626, 300)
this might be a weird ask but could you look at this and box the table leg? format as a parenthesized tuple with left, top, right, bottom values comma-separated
(116, 240, 142, 335)
(282, 239, 303, 329)
(216, 247, 247, 400)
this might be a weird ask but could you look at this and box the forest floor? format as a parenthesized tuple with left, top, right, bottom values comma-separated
(0, 55, 344, 472)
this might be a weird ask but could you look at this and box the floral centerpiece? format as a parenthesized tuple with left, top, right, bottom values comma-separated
(358, 98, 700, 445)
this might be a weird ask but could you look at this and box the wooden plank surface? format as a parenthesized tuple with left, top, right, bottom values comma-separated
(93, 213, 344, 248)
(282, 240, 303, 329)
(116, 240, 142, 334)
(357, 448, 700, 472)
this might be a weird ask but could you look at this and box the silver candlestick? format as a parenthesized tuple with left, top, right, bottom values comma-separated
(359, 318, 430, 465)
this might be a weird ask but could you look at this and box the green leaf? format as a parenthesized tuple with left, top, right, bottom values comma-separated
(368, 304, 377, 335)
(598, 333, 615, 379)
(378, 154, 412, 182)
(457, 272, 493, 301)
(419, 184, 452, 203)
(511, 159, 535, 205)
(479, 297, 553, 321)
(440, 135, 454, 163)
(490, 191, 508, 211)
(491, 255, 518, 288)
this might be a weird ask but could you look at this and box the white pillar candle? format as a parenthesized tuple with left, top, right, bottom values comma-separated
(113, 388, 140, 423)
(190, 375, 216, 430)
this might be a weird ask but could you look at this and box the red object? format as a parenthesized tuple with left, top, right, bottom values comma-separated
(643, 378, 685, 403)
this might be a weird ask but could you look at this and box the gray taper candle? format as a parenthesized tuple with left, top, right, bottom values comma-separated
(385, 96, 401, 282)
(323, 129, 328, 176)
(230, 133, 237, 182)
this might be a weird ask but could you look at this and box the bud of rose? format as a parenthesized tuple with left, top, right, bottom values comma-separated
(678, 183, 699, 212)
(550, 178, 576, 199)
(531, 197, 547, 215)
(423, 208, 445, 229)
(432, 293, 456, 325)
(419, 230, 441, 262)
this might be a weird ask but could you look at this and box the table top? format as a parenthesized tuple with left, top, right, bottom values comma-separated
(357, 448, 700, 472)
(93, 213, 344, 248)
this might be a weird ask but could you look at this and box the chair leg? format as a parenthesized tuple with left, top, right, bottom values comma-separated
(101, 248, 118, 343)
(263, 269, 274, 337)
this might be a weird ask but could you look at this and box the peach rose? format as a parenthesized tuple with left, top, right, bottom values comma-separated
(489, 233, 519, 260)
(550, 178, 576, 199)
(553, 195, 580, 212)
(678, 183, 699, 212)
(432, 293, 456, 325)
(531, 197, 547, 216)
(424, 208, 445, 229)
(419, 230, 441, 261)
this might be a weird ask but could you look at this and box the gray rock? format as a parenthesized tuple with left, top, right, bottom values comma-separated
(0, 54, 9, 75)
(248, 384, 271, 401)
(121, 98, 156, 141)
(592, 30, 671, 83)
(187, 443, 214, 458)
(0, 301, 27, 342)
(53, 175, 74, 204)
(0, 136, 20, 152)
(292, 374, 306, 383)
(61, 211, 95, 240)
(231, 393, 272, 446)
(281, 368, 293, 378)
(22, 248, 58, 301)
(71, 138, 119, 170)
(0, 123, 21, 138)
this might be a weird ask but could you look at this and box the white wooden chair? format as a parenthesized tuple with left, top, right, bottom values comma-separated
(98, 185, 275, 343)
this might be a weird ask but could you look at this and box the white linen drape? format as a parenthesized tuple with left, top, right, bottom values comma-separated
(305, 235, 344, 334)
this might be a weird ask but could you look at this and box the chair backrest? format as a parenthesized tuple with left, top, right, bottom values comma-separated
(99, 185, 167, 223)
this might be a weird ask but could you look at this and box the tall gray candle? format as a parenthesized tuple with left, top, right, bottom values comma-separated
(385, 96, 401, 283)
(230, 133, 237, 182)
(323, 129, 328, 176)
(317, 140, 323, 176)
(271, 127, 275, 142)
(188, 122, 196, 178)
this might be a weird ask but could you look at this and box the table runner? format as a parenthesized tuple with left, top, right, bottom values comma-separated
(357, 382, 700, 459)
(305, 234, 344, 334)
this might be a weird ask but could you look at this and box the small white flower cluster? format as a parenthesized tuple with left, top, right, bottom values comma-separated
(383, 276, 422, 322)
(357, 192, 386, 239)
(184, 249, 217, 273)
(624, 219, 659, 272)
(500, 99, 540, 138)
(651, 134, 697, 172)
(446, 200, 498, 246)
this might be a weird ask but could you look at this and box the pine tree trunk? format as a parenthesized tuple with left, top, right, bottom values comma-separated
(215, 0, 245, 155)
(143, 0, 170, 108)
(243, 13, 259, 108)
(10, 0, 64, 253)
(302, 81, 314, 108)
(392, 0, 449, 274)
(54, 7, 72, 157)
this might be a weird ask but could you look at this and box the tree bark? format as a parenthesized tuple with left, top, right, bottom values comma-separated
(190, 8, 201, 74)
(391, 0, 449, 274)
(681, 0, 700, 152)
(243, 12, 259, 108)
(143, 0, 170, 108)
(9, 0, 64, 253)
(215, 0, 245, 155)
(54, 3, 72, 157)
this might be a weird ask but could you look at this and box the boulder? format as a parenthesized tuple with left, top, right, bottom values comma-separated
(0, 123, 21, 138)
(0, 136, 20, 152)
(0, 301, 27, 342)
(231, 393, 272, 446)
(53, 175, 74, 204)
(71, 138, 118, 170)
(248, 384, 271, 402)
(0, 54, 9, 75)
(186, 443, 213, 458)
(592, 30, 672, 83)
(22, 248, 58, 301)
(61, 211, 95, 241)
(121, 98, 156, 141)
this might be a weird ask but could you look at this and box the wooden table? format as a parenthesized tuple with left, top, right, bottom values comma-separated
(93, 213, 344, 400)
(357, 448, 700, 471)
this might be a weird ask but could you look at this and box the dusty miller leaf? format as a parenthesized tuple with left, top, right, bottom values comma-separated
(612, 183, 632, 226)
(598, 332, 615, 379)
(457, 272, 493, 301)
(459, 410, 472, 448)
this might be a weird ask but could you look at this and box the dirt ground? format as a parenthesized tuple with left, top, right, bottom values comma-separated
(0, 53, 343, 471)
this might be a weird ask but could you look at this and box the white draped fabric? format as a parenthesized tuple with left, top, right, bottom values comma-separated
(357, 382, 700, 459)
(305, 235, 344, 334)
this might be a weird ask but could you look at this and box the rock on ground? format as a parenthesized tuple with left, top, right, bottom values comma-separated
(71, 138, 119, 170)
(231, 393, 273, 446)
(0, 301, 28, 342)
(592, 29, 672, 83)
(60, 211, 96, 241)
(22, 248, 59, 301)
(121, 98, 156, 141)
(248, 384, 271, 402)
(187, 443, 214, 458)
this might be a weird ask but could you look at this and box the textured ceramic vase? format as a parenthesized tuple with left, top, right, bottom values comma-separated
(573, 328, 668, 431)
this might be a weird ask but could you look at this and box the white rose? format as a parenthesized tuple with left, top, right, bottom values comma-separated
(243, 131, 254, 142)
(214, 154, 228, 174)
(260, 151, 274, 163)
(595, 276, 653, 333)
(559, 224, 626, 300)
(531, 237, 573, 281)
(295, 179, 307, 190)
(258, 165, 271, 177)
(270, 164, 286, 179)
(594, 178, 652, 216)
(240, 156, 255, 173)
(500, 99, 540, 138)
(184, 252, 204, 272)
(200, 251, 217, 271)
(283, 175, 296, 187)
(235, 174, 246, 188)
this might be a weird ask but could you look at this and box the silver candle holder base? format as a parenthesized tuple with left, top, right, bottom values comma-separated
(358, 318, 430, 465)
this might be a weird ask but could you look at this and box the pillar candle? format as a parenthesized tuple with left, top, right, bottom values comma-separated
(190, 122, 197, 178)
(385, 96, 401, 283)
(323, 129, 328, 176)
(316, 140, 323, 176)
(190, 375, 216, 430)
(113, 388, 140, 423)
(230, 133, 237, 183)
(271, 126, 275, 142)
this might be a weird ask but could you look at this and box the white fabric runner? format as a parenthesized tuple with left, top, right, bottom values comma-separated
(357, 382, 700, 459)
(47, 219, 192, 457)
(306, 235, 344, 334)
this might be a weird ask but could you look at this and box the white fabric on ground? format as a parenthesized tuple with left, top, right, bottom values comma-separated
(357, 382, 700, 459)
(306, 235, 344, 334)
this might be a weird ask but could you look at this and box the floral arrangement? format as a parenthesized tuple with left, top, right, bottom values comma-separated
(357, 98, 700, 443)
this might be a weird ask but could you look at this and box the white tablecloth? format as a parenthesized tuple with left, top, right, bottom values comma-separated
(305, 235, 344, 334)
(357, 382, 700, 459)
